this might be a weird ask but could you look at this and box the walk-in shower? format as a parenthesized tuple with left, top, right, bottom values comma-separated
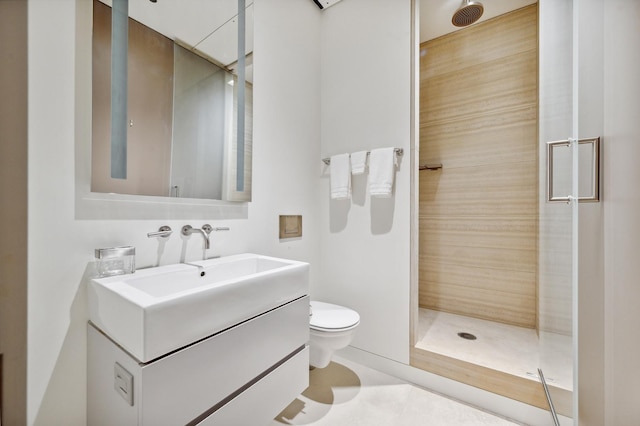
(412, 0, 577, 419)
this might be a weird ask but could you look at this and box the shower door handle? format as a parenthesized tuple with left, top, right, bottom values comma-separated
(546, 137, 601, 203)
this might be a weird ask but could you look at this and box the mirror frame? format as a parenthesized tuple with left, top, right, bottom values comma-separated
(75, 0, 248, 220)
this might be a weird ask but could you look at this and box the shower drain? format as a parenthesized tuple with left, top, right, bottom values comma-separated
(457, 332, 477, 340)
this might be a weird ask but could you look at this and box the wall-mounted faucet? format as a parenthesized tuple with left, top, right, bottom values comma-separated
(181, 224, 230, 250)
(182, 225, 212, 249)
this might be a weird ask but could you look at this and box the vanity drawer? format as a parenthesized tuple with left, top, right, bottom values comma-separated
(88, 296, 309, 426)
(139, 296, 309, 425)
(196, 346, 309, 426)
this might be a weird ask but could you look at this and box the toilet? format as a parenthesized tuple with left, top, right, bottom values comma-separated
(309, 301, 360, 368)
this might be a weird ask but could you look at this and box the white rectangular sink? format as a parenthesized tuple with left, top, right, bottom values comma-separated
(88, 253, 309, 362)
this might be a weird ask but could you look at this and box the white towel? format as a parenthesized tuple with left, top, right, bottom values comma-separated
(368, 148, 396, 198)
(330, 153, 351, 200)
(350, 151, 368, 175)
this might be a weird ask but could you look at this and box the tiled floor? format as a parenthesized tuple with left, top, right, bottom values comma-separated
(272, 357, 524, 426)
(415, 309, 573, 391)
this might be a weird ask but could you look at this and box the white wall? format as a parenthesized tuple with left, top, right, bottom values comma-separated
(26, 0, 321, 424)
(577, 0, 605, 424)
(317, 0, 412, 363)
(602, 1, 640, 424)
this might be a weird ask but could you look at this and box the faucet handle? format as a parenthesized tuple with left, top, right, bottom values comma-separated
(181, 225, 194, 236)
(201, 224, 230, 234)
(147, 225, 172, 239)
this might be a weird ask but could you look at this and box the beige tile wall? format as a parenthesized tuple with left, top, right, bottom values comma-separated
(418, 5, 539, 328)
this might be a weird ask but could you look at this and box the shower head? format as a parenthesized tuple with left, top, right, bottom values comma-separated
(452, 0, 484, 27)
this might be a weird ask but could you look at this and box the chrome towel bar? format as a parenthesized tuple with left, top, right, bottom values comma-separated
(322, 148, 403, 165)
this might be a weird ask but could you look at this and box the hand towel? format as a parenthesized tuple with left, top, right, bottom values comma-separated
(368, 148, 396, 198)
(350, 151, 368, 175)
(330, 153, 351, 200)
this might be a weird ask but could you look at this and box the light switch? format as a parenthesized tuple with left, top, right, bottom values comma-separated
(114, 362, 134, 406)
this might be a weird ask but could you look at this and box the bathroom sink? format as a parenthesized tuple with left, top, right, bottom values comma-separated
(88, 253, 309, 362)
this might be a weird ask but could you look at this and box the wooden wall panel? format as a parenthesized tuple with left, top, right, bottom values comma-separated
(421, 5, 538, 79)
(410, 347, 572, 417)
(419, 5, 538, 328)
(0, 1, 28, 423)
(421, 51, 537, 125)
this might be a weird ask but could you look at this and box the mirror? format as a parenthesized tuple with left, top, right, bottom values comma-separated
(91, 0, 253, 202)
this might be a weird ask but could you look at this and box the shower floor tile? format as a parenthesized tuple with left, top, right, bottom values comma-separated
(415, 309, 572, 391)
(272, 356, 523, 426)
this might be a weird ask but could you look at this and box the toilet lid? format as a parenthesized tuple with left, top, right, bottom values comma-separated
(310, 301, 360, 330)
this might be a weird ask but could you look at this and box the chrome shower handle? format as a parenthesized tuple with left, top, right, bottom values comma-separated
(419, 163, 443, 171)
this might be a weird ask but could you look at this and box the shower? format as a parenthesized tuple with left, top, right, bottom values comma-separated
(451, 0, 484, 27)
(413, 2, 575, 417)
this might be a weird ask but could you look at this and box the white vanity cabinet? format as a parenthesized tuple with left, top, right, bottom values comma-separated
(88, 296, 309, 426)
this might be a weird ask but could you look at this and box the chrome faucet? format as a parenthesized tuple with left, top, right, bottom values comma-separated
(181, 224, 213, 249)
(181, 224, 230, 250)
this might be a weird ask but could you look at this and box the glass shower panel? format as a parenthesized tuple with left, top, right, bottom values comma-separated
(538, 0, 578, 420)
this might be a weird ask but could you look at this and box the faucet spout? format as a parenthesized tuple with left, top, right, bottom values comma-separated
(181, 225, 211, 249)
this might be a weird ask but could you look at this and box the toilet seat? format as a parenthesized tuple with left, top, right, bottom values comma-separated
(310, 301, 360, 332)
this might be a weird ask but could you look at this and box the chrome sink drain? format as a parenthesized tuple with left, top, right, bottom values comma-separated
(457, 332, 477, 340)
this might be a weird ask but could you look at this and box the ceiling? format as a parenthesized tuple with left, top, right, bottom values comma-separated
(99, 0, 536, 75)
(98, 0, 254, 73)
(419, 0, 537, 43)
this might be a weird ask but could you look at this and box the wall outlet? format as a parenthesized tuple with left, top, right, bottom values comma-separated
(114, 362, 134, 406)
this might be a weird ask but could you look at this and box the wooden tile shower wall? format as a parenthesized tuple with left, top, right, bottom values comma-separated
(418, 5, 539, 328)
